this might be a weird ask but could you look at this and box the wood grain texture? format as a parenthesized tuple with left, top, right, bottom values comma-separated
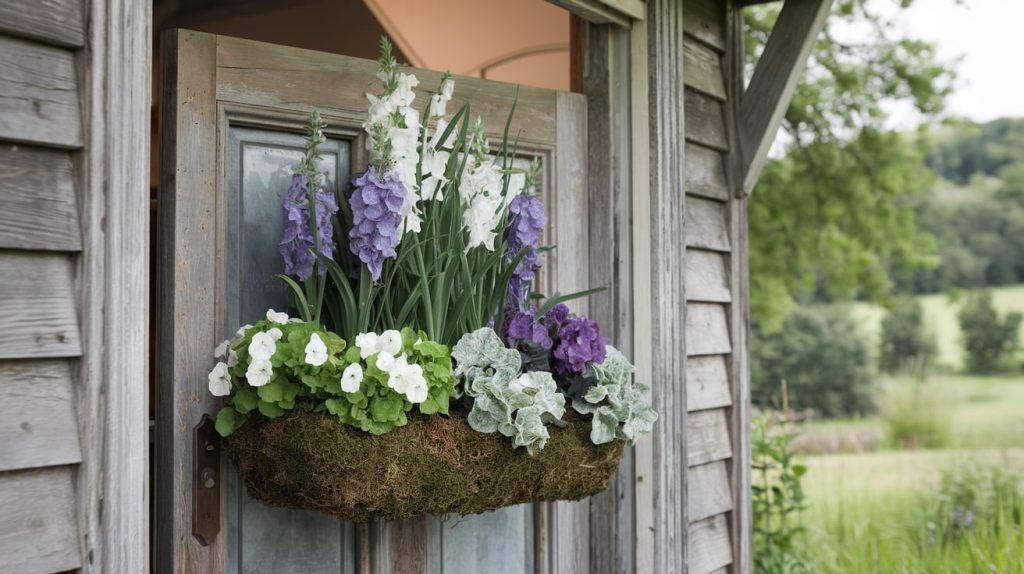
(682, 0, 726, 51)
(687, 408, 732, 467)
(687, 304, 731, 357)
(0, 35, 83, 148)
(685, 142, 729, 201)
(0, 251, 81, 358)
(687, 513, 733, 574)
(0, 466, 82, 573)
(683, 37, 725, 101)
(685, 196, 730, 252)
(687, 461, 733, 523)
(0, 359, 81, 472)
(0, 0, 84, 48)
(0, 144, 80, 251)
(685, 249, 730, 303)
(684, 88, 728, 152)
(687, 355, 732, 412)
(389, 517, 428, 574)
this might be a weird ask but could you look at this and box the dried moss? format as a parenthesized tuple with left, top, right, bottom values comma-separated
(225, 408, 624, 522)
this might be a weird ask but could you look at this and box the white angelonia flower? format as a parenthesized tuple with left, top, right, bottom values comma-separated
(248, 331, 277, 361)
(246, 359, 273, 387)
(392, 72, 420, 107)
(227, 349, 239, 368)
(214, 339, 230, 359)
(375, 351, 396, 373)
(267, 327, 283, 341)
(341, 363, 363, 393)
(402, 210, 423, 235)
(355, 332, 381, 358)
(304, 333, 328, 367)
(266, 309, 289, 324)
(379, 330, 403, 355)
(441, 77, 455, 100)
(207, 362, 232, 397)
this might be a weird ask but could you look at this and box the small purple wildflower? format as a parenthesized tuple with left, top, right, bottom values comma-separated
(505, 194, 546, 304)
(553, 316, 608, 375)
(280, 173, 339, 280)
(349, 166, 406, 281)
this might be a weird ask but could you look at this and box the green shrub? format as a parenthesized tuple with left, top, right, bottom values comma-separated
(878, 298, 936, 374)
(957, 290, 1022, 374)
(751, 306, 875, 418)
(878, 378, 950, 449)
(752, 413, 809, 574)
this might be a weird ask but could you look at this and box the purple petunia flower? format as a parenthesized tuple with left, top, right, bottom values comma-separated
(544, 303, 570, 326)
(280, 173, 340, 281)
(349, 166, 406, 281)
(553, 316, 608, 375)
(504, 307, 554, 350)
(505, 194, 546, 305)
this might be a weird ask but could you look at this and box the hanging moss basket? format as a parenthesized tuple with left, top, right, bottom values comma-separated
(224, 408, 624, 522)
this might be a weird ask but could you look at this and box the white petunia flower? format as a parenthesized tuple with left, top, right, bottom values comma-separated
(355, 332, 381, 359)
(214, 339, 230, 359)
(341, 363, 363, 393)
(266, 309, 289, 324)
(227, 349, 239, 368)
(235, 324, 253, 339)
(406, 382, 428, 404)
(385, 354, 429, 403)
(248, 331, 277, 362)
(267, 327, 283, 341)
(245, 359, 273, 387)
(375, 351, 396, 373)
(379, 330, 403, 355)
(208, 362, 232, 397)
(304, 333, 328, 367)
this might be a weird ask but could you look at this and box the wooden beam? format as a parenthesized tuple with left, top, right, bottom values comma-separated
(547, 0, 642, 27)
(738, 0, 832, 195)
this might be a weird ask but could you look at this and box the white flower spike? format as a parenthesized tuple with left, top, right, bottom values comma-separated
(208, 362, 232, 397)
(304, 333, 329, 367)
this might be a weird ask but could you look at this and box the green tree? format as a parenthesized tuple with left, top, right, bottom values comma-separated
(878, 297, 936, 374)
(745, 1, 955, 328)
(957, 291, 1022, 374)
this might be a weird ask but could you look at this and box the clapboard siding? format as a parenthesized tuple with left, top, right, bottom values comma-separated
(685, 142, 729, 201)
(688, 461, 733, 523)
(0, 360, 81, 472)
(0, 466, 82, 573)
(686, 303, 731, 356)
(687, 355, 732, 412)
(0, 0, 85, 48)
(682, 0, 726, 52)
(0, 35, 83, 148)
(684, 88, 728, 152)
(687, 514, 732, 574)
(0, 144, 81, 251)
(686, 249, 730, 303)
(685, 196, 730, 252)
(683, 37, 725, 101)
(0, 251, 82, 359)
(687, 409, 732, 467)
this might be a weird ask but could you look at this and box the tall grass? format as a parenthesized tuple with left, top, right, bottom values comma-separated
(878, 377, 951, 449)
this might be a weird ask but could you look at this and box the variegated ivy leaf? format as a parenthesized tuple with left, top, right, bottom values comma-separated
(451, 327, 520, 382)
(573, 345, 657, 446)
(591, 407, 620, 445)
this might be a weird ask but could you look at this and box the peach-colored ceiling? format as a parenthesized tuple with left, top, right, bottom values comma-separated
(363, 0, 570, 91)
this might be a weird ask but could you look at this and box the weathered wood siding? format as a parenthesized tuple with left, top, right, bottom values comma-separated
(683, 0, 750, 572)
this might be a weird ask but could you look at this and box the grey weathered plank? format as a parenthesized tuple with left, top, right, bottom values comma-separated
(687, 513, 733, 574)
(0, 0, 85, 48)
(685, 88, 728, 152)
(685, 142, 729, 201)
(687, 355, 732, 412)
(687, 408, 732, 467)
(685, 196, 730, 252)
(683, 0, 726, 51)
(683, 37, 726, 101)
(0, 144, 80, 251)
(0, 35, 83, 148)
(0, 466, 82, 573)
(686, 249, 730, 303)
(0, 251, 81, 359)
(688, 460, 733, 523)
(0, 359, 81, 471)
(687, 304, 731, 357)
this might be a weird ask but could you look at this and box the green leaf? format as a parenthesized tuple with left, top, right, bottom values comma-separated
(258, 400, 285, 418)
(233, 388, 260, 414)
(215, 407, 240, 437)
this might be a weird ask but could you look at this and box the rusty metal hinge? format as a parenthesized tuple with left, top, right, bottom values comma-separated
(193, 414, 221, 546)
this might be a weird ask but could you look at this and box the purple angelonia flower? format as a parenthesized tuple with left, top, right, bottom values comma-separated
(553, 316, 608, 375)
(349, 166, 406, 281)
(280, 173, 340, 281)
(505, 194, 546, 305)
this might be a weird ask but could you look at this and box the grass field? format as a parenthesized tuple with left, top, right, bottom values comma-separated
(851, 283, 1024, 370)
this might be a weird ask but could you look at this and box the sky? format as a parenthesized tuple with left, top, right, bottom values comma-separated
(886, 0, 1024, 126)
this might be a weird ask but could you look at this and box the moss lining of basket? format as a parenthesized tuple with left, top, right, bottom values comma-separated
(225, 408, 624, 522)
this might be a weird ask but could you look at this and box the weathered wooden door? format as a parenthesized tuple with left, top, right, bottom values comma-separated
(158, 30, 590, 573)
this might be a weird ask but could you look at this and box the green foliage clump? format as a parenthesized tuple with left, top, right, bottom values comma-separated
(957, 290, 1023, 374)
(878, 378, 950, 450)
(752, 413, 809, 574)
(572, 346, 657, 446)
(878, 298, 937, 374)
(751, 306, 874, 418)
(452, 328, 566, 454)
(935, 464, 1023, 540)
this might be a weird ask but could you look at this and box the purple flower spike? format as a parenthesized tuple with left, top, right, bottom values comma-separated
(280, 173, 340, 280)
(349, 166, 406, 281)
(553, 316, 608, 375)
(505, 194, 547, 304)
